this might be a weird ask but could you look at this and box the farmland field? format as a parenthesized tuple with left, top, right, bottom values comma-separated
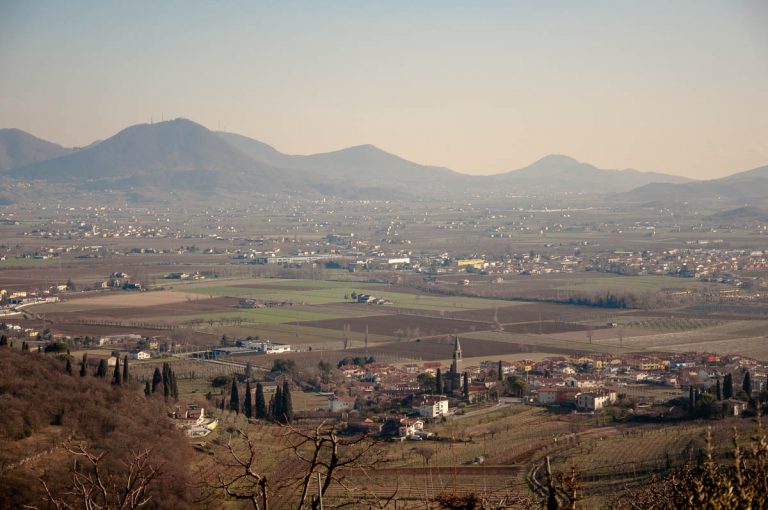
(180, 279, 511, 312)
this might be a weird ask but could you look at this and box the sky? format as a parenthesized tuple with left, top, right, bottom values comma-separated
(1, 1, 766, 180)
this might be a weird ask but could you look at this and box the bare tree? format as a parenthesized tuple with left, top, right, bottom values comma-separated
(285, 421, 391, 509)
(211, 429, 269, 510)
(38, 442, 160, 510)
(212, 422, 394, 510)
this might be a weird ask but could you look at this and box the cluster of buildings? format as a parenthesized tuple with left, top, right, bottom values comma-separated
(318, 341, 768, 433)
(0, 290, 60, 317)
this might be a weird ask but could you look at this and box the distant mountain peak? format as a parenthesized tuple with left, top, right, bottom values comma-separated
(535, 154, 581, 165)
(0, 128, 72, 171)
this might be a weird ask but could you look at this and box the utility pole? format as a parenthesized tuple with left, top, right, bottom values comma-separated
(317, 472, 324, 510)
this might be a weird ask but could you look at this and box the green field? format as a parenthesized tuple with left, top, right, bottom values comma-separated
(353, 289, 513, 312)
(0, 257, 83, 268)
(185, 285, 369, 305)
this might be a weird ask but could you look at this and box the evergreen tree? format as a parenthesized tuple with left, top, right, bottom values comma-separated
(112, 356, 121, 385)
(268, 393, 276, 421)
(724, 373, 733, 399)
(171, 370, 179, 401)
(689, 386, 695, 416)
(255, 382, 267, 419)
(144, 380, 151, 397)
(0, 334, 7, 346)
(463, 371, 469, 400)
(435, 368, 443, 395)
(272, 386, 283, 422)
(21, 341, 28, 351)
(243, 381, 253, 418)
(716, 378, 722, 400)
(65, 357, 72, 375)
(151, 367, 162, 393)
(498, 360, 503, 381)
(230, 379, 240, 414)
(80, 353, 87, 377)
(281, 381, 293, 424)
(162, 362, 170, 399)
(122, 355, 129, 383)
(96, 359, 108, 378)
(743, 370, 752, 398)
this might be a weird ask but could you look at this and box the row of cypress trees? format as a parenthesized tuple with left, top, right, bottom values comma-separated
(67, 352, 131, 382)
(143, 362, 178, 400)
(229, 379, 293, 423)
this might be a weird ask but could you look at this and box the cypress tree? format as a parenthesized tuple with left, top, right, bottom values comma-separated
(243, 381, 253, 418)
(281, 381, 293, 424)
(716, 378, 722, 400)
(689, 386, 695, 415)
(96, 359, 107, 377)
(435, 368, 443, 395)
(171, 370, 179, 401)
(144, 380, 151, 397)
(112, 356, 121, 385)
(498, 360, 503, 381)
(122, 355, 129, 382)
(743, 370, 752, 398)
(724, 373, 733, 399)
(65, 357, 73, 375)
(230, 379, 240, 414)
(463, 371, 469, 400)
(268, 393, 276, 421)
(151, 367, 162, 393)
(255, 382, 266, 419)
(162, 363, 170, 399)
(21, 341, 28, 351)
(80, 353, 87, 377)
(0, 334, 7, 346)
(272, 386, 282, 422)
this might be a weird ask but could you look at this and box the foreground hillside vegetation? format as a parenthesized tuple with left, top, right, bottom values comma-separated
(0, 348, 194, 510)
(1, 343, 767, 508)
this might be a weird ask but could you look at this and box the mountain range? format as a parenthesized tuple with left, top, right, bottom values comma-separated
(1, 118, 761, 201)
(0, 129, 72, 171)
(620, 165, 768, 203)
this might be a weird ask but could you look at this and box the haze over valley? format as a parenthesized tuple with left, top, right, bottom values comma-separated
(2, 2, 768, 509)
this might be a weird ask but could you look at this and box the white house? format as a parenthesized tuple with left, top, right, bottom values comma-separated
(328, 395, 356, 413)
(130, 350, 151, 360)
(241, 341, 291, 354)
(576, 390, 617, 411)
(398, 418, 425, 437)
(417, 396, 449, 418)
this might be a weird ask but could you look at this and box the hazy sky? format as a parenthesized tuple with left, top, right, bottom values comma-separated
(1, 1, 766, 179)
